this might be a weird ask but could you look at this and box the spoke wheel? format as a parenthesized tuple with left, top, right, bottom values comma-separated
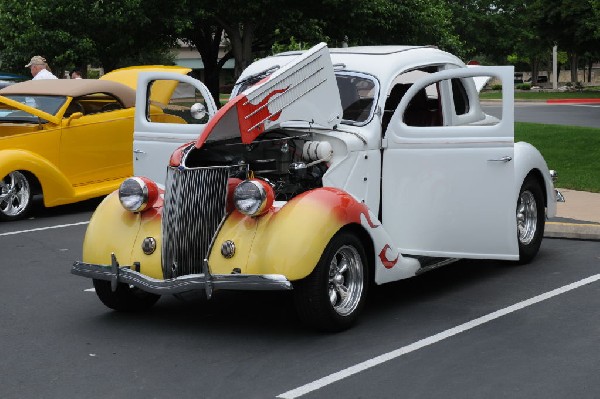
(517, 190, 537, 245)
(293, 231, 369, 332)
(328, 246, 364, 316)
(516, 175, 545, 264)
(0, 171, 33, 221)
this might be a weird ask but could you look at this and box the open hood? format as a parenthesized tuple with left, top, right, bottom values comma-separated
(195, 43, 343, 148)
(0, 95, 61, 124)
(100, 65, 191, 105)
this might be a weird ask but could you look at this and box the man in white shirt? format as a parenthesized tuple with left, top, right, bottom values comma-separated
(25, 56, 58, 80)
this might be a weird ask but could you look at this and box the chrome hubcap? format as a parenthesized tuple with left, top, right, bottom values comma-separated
(0, 171, 30, 217)
(328, 245, 364, 316)
(517, 190, 537, 245)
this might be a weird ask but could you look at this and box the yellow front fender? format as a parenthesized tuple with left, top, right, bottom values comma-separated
(82, 192, 164, 280)
(208, 187, 372, 281)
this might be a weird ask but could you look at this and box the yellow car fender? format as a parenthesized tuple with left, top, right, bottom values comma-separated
(209, 187, 373, 281)
(0, 148, 75, 207)
(82, 191, 165, 280)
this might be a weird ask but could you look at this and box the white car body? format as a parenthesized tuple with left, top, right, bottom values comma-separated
(134, 43, 557, 268)
(74, 43, 560, 331)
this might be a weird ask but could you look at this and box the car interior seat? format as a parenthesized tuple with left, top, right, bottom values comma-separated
(63, 101, 85, 117)
(382, 83, 411, 132)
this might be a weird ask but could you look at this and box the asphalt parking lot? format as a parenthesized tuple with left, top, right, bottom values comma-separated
(1, 204, 599, 399)
(2, 102, 598, 398)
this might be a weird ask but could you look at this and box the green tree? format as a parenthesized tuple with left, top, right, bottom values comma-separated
(537, 0, 600, 82)
(0, 0, 176, 76)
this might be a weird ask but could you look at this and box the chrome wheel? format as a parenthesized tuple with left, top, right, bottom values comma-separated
(328, 245, 364, 316)
(517, 190, 537, 245)
(516, 176, 544, 264)
(293, 232, 369, 331)
(0, 171, 31, 218)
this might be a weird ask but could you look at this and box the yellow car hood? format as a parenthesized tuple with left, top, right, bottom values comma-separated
(100, 66, 192, 105)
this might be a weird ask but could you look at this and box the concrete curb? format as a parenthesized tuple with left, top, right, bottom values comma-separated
(544, 221, 600, 241)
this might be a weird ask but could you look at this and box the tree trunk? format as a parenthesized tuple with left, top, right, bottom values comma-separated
(569, 52, 578, 83)
(193, 26, 225, 108)
(531, 56, 539, 84)
(225, 22, 255, 80)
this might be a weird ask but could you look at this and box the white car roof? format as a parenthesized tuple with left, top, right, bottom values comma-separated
(237, 46, 466, 90)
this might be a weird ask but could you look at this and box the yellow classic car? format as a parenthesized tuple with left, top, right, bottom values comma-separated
(0, 66, 215, 221)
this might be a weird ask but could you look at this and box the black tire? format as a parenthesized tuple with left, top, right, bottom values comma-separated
(293, 231, 369, 332)
(93, 279, 160, 312)
(516, 175, 545, 264)
(0, 171, 34, 221)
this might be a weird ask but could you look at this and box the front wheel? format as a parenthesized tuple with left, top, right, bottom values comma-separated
(0, 171, 34, 221)
(93, 279, 160, 312)
(293, 231, 369, 332)
(516, 176, 545, 264)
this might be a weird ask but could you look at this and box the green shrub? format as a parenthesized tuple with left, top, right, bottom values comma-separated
(516, 83, 532, 90)
(491, 84, 502, 90)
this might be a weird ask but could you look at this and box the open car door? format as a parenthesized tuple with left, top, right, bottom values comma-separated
(382, 66, 518, 260)
(133, 72, 218, 184)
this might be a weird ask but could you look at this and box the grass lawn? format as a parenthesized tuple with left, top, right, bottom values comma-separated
(515, 122, 600, 193)
(481, 91, 600, 100)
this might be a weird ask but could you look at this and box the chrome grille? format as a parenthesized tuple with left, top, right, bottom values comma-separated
(162, 165, 232, 278)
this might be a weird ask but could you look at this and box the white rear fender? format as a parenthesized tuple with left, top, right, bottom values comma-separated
(514, 141, 557, 217)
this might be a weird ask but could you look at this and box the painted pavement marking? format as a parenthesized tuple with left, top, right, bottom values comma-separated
(277, 274, 600, 399)
(0, 221, 89, 237)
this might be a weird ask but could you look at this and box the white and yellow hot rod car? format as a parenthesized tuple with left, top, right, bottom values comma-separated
(72, 43, 562, 331)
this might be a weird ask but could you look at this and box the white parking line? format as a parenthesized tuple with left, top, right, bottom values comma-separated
(277, 273, 600, 399)
(0, 221, 89, 237)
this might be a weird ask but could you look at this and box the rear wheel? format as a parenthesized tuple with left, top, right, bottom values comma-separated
(516, 176, 545, 264)
(293, 231, 369, 332)
(93, 279, 160, 312)
(0, 171, 34, 221)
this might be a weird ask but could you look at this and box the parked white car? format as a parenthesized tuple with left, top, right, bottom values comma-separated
(73, 43, 561, 332)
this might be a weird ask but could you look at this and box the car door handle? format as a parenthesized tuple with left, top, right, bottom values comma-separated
(133, 149, 146, 154)
(488, 156, 512, 163)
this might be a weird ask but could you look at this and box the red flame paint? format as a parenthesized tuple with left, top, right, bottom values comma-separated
(237, 89, 287, 143)
(379, 244, 399, 269)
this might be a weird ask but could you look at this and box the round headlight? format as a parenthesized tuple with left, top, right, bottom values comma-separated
(119, 177, 159, 213)
(233, 179, 274, 216)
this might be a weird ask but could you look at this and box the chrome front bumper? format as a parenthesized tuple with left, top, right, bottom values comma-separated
(72, 253, 292, 299)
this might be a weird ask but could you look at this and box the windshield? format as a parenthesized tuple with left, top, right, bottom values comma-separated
(336, 72, 378, 125)
(0, 95, 66, 122)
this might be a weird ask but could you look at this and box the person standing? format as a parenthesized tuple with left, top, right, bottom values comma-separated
(25, 56, 58, 80)
(71, 70, 82, 79)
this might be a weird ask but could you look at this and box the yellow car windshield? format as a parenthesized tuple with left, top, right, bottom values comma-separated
(0, 95, 66, 122)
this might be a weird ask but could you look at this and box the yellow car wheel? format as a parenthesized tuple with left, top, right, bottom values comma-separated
(93, 279, 160, 312)
(0, 171, 35, 221)
(293, 231, 369, 332)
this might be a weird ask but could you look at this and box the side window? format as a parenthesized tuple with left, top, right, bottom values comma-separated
(386, 68, 497, 132)
(336, 73, 377, 125)
(73, 93, 124, 117)
(451, 78, 469, 115)
(384, 67, 443, 131)
(147, 80, 210, 125)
